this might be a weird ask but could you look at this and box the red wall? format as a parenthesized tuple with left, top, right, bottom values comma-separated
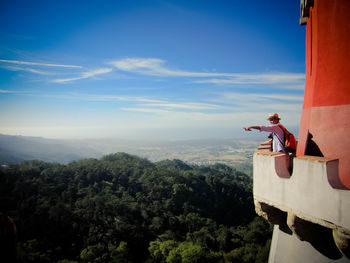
(297, 0, 350, 188)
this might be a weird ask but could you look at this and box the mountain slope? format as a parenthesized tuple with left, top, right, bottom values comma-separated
(0, 134, 101, 163)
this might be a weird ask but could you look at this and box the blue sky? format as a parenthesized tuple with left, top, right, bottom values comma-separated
(0, 0, 306, 140)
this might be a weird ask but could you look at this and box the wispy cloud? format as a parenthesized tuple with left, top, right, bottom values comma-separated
(0, 89, 19, 94)
(119, 107, 266, 124)
(281, 84, 305, 91)
(138, 102, 224, 110)
(83, 95, 162, 103)
(0, 59, 82, 68)
(258, 103, 302, 112)
(1, 57, 306, 87)
(193, 73, 305, 85)
(120, 101, 302, 126)
(0, 59, 115, 83)
(109, 57, 305, 85)
(221, 92, 303, 102)
(119, 107, 237, 124)
(40, 93, 223, 111)
(29, 92, 164, 104)
(3, 65, 51, 75)
(81, 94, 224, 111)
(207, 92, 304, 113)
(117, 90, 303, 115)
(53, 68, 113, 83)
(121, 107, 172, 114)
(110, 57, 235, 77)
(258, 94, 304, 101)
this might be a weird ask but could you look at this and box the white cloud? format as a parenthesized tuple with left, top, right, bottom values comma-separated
(109, 58, 305, 85)
(3, 65, 50, 75)
(49, 93, 224, 111)
(120, 107, 239, 125)
(36, 89, 302, 114)
(70, 94, 163, 104)
(118, 103, 302, 138)
(20, 92, 164, 104)
(81, 94, 225, 111)
(219, 92, 303, 103)
(193, 73, 305, 84)
(213, 92, 303, 114)
(1, 57, 306, 87)
(53, 68, 113, 83)
(258, 103, 302, 111)
(81, 68, 113, 78)
(0, 89, 18, 93)
(139, 102, 224, 110)
(121, 107, 172, 114)
(258, 94, 303, 101)
(109, 57, 232, 77)
(0, 59, 82, 68)
(119, 106, 278, 124)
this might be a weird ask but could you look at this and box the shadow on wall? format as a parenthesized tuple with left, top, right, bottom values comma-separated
(304, 131, 348, 190)
(255, 202, 346, 259)
(305, 132, 324, 157)
(287, 215, 343, 260)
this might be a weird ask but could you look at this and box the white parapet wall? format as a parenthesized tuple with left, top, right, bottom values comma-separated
(253, 152, 350, 230)
(253, 150, 350, 260)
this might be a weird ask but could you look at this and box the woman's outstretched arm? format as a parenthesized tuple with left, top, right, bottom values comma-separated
(243, 126, 261, 131)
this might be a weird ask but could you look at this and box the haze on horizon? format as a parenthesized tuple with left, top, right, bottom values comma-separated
(0, 0, 305, 140)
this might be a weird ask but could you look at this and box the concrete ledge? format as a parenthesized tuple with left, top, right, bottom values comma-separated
(254, 199, 287, 225)
(253, 147, 350, 259)
(333, 228, 350, 258)
(253, 153, 350, 230)
(255, 200, 350, 260)
(269, 225, 350, 263)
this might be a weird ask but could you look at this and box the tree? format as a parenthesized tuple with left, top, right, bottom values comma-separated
(0, 154, 271, 262)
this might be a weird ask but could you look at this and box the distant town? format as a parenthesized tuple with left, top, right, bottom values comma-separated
(0, 134, 264, 175)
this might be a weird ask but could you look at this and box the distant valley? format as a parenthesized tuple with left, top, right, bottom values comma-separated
(0, 134, 264, 174)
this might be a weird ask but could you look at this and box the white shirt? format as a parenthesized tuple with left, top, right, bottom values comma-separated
(260, 124, 285, 152)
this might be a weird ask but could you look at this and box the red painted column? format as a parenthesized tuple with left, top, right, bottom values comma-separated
(297, 0, 350, 188)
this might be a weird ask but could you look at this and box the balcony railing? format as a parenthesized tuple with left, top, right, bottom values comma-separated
(253, 141, 350, 259)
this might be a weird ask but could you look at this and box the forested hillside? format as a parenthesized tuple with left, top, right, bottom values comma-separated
(0, 153, 271, 263)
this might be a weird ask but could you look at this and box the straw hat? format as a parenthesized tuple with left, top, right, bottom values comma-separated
(267, 113, 281, 120)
